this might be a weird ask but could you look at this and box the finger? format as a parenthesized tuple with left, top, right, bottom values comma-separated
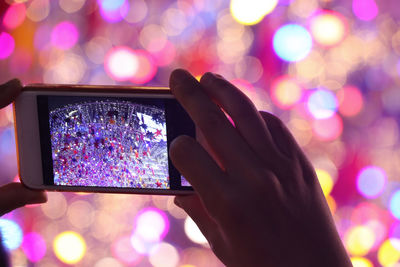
(169, 135, 227, 211)
(174, 195, 230, 264)
(0, 79, 22, 109)
(170, 69, 258, 174)
(0, 183, 47, 216)
(200, 73, 284, 166)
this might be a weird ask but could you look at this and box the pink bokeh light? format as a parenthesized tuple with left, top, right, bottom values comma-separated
(22, 232, 46, 262)
(0, 32, 15, 59)
(352, 0, 378, 21)
(2, 3, 26, 30)
(51, 21, 79, 50)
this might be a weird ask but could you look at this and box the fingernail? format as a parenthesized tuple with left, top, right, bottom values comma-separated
(213, 73, 224, 79)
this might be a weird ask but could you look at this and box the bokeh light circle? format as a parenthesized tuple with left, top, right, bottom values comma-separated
(312, 114, 343, 141)
(273, 24, 312, 62)
(390, 190, 400, 219)
(22, 232, 46, 262)
(307, 89, 338, 119)
(352, 0, 378, 21)
(51, 21, 79, 50)
(351, 257, 373, 267)
(149, 242, 179, 267)
(0, 32, 15, 59)
(98, 0, 129, 23)
(345, 226, 375, 256)
(230, 0, 278, 26)
(184, 217, 208, 245)
(0, 219, 23, 250)
(129, 50, 157, 84)
(133, 207, 169, 243)
(309, 10, 347, 47)
(337, 86, 363, 117)
(316, 169, 333, 196)
(378, 238, 400, 266)
(270, 76, 303, 109)
(112, 235, 142, 265)
(357, 166, 386, 199)
(53, 231, 86, 264)
(3, 4, 26, 30)
(104, 46, 139, 81)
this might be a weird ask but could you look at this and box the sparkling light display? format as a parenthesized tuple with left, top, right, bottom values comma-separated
(1, 0, 400, 266)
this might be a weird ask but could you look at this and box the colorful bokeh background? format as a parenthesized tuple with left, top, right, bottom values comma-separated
(0, 0, 399, 266)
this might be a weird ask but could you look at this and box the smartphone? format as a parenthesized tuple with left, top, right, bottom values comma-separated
(13, 84, 195, 194)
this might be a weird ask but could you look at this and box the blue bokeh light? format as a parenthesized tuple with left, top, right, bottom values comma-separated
(390, 190, 400, 219)
(0, 219, 23, 250)
(307, 89, 338, 119)
(356, 166, 386, 199)
(273, 24, 312, 62)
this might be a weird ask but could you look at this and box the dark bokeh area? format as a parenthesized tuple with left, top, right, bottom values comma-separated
(1, 0, 400, 266)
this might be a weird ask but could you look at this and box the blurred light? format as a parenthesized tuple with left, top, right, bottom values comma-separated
(22, 232, 46, 262)
(133, 207, 169, 243)
(270, 75, 303, 109)
(33, 24, 51, 50)
(307, 89, 338, 119)
(43, 52, 87, 84)
(94, 257, 123, 267)
(326, 195, 337, 214)
(357, 166, 386, 199)
(150, 40, 176, 67)
(26, 0, 50, 22)
(98, 0, 129, 23)
(67, 200, 95, 229)
(84, 36, 112, 64)
(130, 50, 157, 84)
(230, 0, 278, 25)
(345, 226, 375, 256)
(139, 24, 168, 53)
(390, 190, 400, 219)
(378, 239, 400, 266)
(149, 242, 179, 267)
(0, 128, 16, 156)
(352, 0, 378, 21)
(104, 46, 139, 81)
(53, 231, 86, 264)
(273, 24, 312, 62)
(0, 32, 15, 59)
(3, 3, 26, 29)
(337, 86, 363, 117)
(161, 7, 189, 37)
(124, 0, 148, 23)
(184, 217, 208, 245)
(351, 257, 373, 267)
(309, 10, 347, 47)
(41, 192, 67, 219)
(9, 48, 32, 75)
(112, 236, 142, 265)
(0, 219, 23, 250)
(234, 56, 263, 83)
(51, 21, 79, 50)
(312, 114, 343, 141)
(316, 169, 333, 196)
(59, 0, 85, 13)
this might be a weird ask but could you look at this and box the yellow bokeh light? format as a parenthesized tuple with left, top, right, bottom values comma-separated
(230, 0, 278, 25)
(316, 169, 333, 196)
(326, 195, 336, 214)
(53, 231, 86, 264)
(345, 226, 375, 256)
(351, 257, 373, 267)
(310, 11, 347, 47)
(271, 76, 303, 109)
(378, 239, 400, 266)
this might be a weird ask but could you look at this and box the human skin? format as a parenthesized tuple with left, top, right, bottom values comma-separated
(168, 69, 352, 267)
(0, 79, 47, 217)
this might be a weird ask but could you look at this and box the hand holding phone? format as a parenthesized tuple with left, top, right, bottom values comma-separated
(169, 70, 352, 267)
(14, 84, 195, 194)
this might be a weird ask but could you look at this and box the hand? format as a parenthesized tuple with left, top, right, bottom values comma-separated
(169, 70, 351, 267)
(0, 79, 47, 217)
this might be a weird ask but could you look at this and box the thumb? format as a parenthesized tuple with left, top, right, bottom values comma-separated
(0, 183, 47, 216)
(0, 79, 22, 109)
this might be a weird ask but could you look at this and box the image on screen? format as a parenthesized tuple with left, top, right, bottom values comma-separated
(48, 97, 169, 189)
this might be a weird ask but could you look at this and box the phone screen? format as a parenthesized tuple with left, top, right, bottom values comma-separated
(36, 95, 194, 191)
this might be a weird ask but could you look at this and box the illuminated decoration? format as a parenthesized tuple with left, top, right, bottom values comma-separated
(307, 89, 338, 119)
(98, 0, 129, 23)
(3, 3, 26, 29)
(53, 231, 86, 264)
(230, 0, 278, 26)
(51, 21, 79, 50)
(270, 76, 303, 109)
(273, 24, 312, 62)
(377, 239, 400, 266)
(184, 217, 208, 245)
(0, 219, 23, 250)
(336, 86, 363, 117)
(309, 10, 347, 47)
(350, 257, 373, 267)
(352, 0, 378, 21)
(22, 232, 46, 262)
(389, 190, 400, 219)
(316, 169, 333, 196)
(312, 114, 343, 141)
(0, 32, 15, 59)
(133, 208, 169, 243)
(356, 166, 386, 199)
(104, 46, 139, 81)
(345, 226, 375, 256)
